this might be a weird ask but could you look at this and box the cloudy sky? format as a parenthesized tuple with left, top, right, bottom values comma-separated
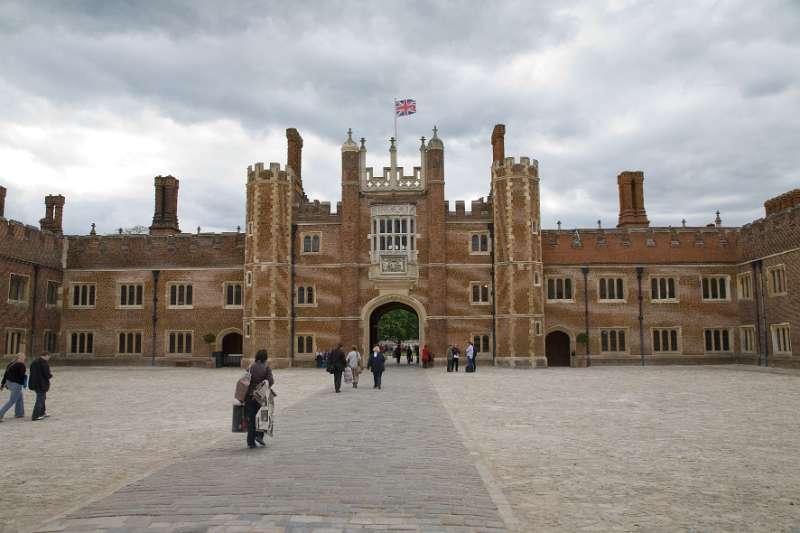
(1, 0, 798, 235)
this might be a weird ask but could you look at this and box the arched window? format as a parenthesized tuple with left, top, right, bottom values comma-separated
(297, 286, 306, 304)
(303, 236, 312, 253)
(311, 235, 320, 252)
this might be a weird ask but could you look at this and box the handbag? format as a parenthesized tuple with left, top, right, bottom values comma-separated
(344, 366, 353, 383)
(234, 371, 251, 403)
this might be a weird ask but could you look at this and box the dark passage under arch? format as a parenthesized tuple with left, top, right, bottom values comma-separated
(369, 302, 419, 352)
(545, 331, 571, 367)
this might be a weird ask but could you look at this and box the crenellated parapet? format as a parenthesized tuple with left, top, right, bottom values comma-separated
(296, 198, 339, 221)
(66, 232, 245, 270)
(446, 197, 492, 220)
(0, 218, 64, 268)
(491, 156, 540, 179)
(363, 165, 425, 191)
(740, 199, 800, 261)
(542, 226, 740, 264)
(764, 188, 800, 217)
(247, 161, 295, 183)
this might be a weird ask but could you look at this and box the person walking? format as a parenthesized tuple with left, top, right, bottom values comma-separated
(368, 344, 386, 389)
(28, 353, 52, 421)
(346, 345, 362, 389)
(446, 345, 454, 372)
(465, 341, 475, 372)
(451, 344, 460, 372)
(329, 344, 347, 393)
(0, 355, 26, 421)
(245, 349, 274, 448)
(422, 344, 431, 368)
(393, 344, 402, 365)
(406, 345, 413, 365)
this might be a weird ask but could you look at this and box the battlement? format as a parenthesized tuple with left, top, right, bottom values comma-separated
(740, 200, 800, 260)
(446, 197, 492, 220)
(492, 156, 539, 178)
(66, 232, 245, 270)
(0, 217, 64, 268)
(247, 162, 294, 183)
(363, 166, 424, 191)
(296, 198, 340, 221)
(541, 226, 740, 264)
(764, 188, 800, 216)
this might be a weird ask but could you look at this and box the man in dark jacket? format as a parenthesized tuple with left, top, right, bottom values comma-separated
(28, 353, 52, 421)
(329, 344, 347, 393)
(0, 355, 27, 421)
(367, 345, 386, 389)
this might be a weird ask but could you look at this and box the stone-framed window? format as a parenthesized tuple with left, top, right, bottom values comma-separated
(652, 327, 681, 353)
(167, 331, 193, 355)
(650, 277, 677, 302)
(471, 334, 491, 354)
(369, 205, 417, 262)
(118, 331, 143, 354)
(598, 277, 625, 301)
(302, 233, 321, 254)
(71, 283, 96, 308)
(771, 323, 792, 355)
(469, 232, 490, 255)
(469, 282, 491, 305)
(296, 285, 316, 306)
(701, 276, 730, 302)
(118, 283, 144, 308)
(739, 325, 756, 354)
(245, 321, 252, 338)
(296, 335, 315, 354)
(245, 271, 252, 287)
(46, 280, 61, 307)
(247, 221, 254, 236)
(224, 282, 243, 308)
(533, 270, 541, 287)
(534, 320, 542, 336)
(43, 330, 58, 353)
(69, 331, 95, 355)
(704, 328, 732, 353)
(8, 273, 29, 304)
(167, 283, 193, 308)
(767, 265, 788, 296)
(600, 328, 627, 353)
(4, 328, 26, 356)
(547, 277, 574, 301)
(737, 272, 753, 300)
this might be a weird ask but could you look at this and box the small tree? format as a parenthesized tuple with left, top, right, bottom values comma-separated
(576, 332, 588, 346)
(203, 333, 216, 345)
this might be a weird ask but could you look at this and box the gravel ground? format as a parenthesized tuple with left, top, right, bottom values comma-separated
(0, 366, 330, 533)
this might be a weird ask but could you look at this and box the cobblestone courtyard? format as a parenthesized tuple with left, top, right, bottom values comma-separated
(1, 365, 799, 532)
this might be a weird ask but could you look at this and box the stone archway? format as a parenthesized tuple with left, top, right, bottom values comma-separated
(361, 294, 426, 357)
(545, 330, 571, 367)
(221, 332, 243, 356)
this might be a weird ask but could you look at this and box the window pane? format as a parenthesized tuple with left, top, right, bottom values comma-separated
(653, 331, 660, 351)
(483, 336, 490, 352)
(186, 285, 193, 305)
(79, 333, 85, 353)
(135, 333, 141, 353)
(670, 330, 678, 351)
(137, 285, 143, 305)
(71, 333, 78, 353)
(556, 279, 564, 299)
(565, 279, 572, 299)
(298, 287, 305, 304)
(121, 286, 127, 306)
(601, 331, 608, 352)
(303, 236, 311, 252)
(472, 234, 479, 251)
(481, 235, 488, 251)
(186, 334, 192, 353)
(89, 285, 95, 305)
(600, 279, 607, 299)
(297, 336, 304, 353)
(616, 279, 623, 299)
(548, 279, 555, 299)
(312, 235, 320, 252)
(482, 285, 489, 302)
(722, 330, 729, 351)
(703, 278, 709, 299)
(719, 279, 727, 299)
(177, 334, 184, 353)
(472, 284, 480, 302)
(305, 336, 312, 352)
(651, 278, 658, 299)
(401, 219, 407, 233)
(119, 333, 125, 352)
(235, 284, 242, 305)
(170, 285, 177, 305)
(307, 287, 314, 303)
(619, 331, 626, 351)
(169, 334, 176, 353)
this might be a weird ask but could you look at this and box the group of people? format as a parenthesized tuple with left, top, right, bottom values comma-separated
(446, 342, 477, 373)
(0, 352, 53, 422)
(326, 344, 387, 392)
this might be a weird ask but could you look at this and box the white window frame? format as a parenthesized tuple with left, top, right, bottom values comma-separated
(45, 280, 62, 308)
(117, 283, 144, 309)
(117, 330, 144, 355)
(245, 271, 252, 287)
(739, 325, 756, 354)
(70, 283, 97, 309)
(8, 273, 30, 304)
(701, 275, 731, 302)
(771, 323, 792, 355)
(469, 281, 491, 305)
(469, 232, 491, 255)
(534, 320, 542, 336)
(703, 327, 733, 353)
(470, 333, 492, 354)
(599, 328, 629, 354)
(166, 330, 194, 355)
(245, 321, 252, 338)
(247, 220, 254, 236)
(4, 328, 26, 356)
(370, 209, 417, 262)
(597, 276, 626, 303)
(43, 330, 58, 353)
(649, 276, 678, 302)
(767, 264, 788, 297)
(533, 269, 541, 287)
(301, 232, 322, 254)
(296, 334, 315, 354)
(68, 331, 95, 355)
(166, 282, 194, 309)
(546, 277, 575, 302)
(651, 327, 682, 354)
(223, 281, 243, 309)
(737, 272, 753, 301)
(296, 285, 317, 307)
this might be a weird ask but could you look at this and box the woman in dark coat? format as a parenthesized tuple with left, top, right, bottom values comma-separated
(0, 355, 27, 421)
(28, 353, 52, 421)
(245, 349, 274, 448)
(329, 344, 347, 393)
(367, 345, 386, 389)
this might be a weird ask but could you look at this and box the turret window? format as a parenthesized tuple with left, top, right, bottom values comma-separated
(302, 233, 321, 254)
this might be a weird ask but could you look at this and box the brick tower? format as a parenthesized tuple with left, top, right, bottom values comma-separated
(244, 155, 294, 367)
(339, 129, 361, 346)
(490, 125, 546, 367)
(425, 127, 448, 357)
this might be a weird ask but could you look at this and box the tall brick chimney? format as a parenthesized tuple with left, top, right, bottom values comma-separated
(617, 171, 649, 228)
(0, 185, 6, 218)
(286, 128, 304, 202)
(491, 124, 506, 162)
(149, 175, 180, 235)
(39, 194, 65, 234)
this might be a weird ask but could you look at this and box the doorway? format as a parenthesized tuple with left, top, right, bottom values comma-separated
(545, 331, 571, 367)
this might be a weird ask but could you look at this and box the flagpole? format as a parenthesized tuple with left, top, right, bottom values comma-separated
(393, 97, 398, 142)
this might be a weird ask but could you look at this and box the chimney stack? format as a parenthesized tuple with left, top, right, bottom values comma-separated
(149, 175, 180, 235)
(491, 124, 506, 162)
(39, 194, 65, 234)
(287, 128, 304, 201)
(616, 171, 649, 228)
(0, 185, 6, 218)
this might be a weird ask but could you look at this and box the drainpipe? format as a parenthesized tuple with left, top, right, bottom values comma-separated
(754, 260, 769, 367)
(29, 264, 40, 357)
(581, 266, 590, 367)
(290, 224, 297, 366)
(488, 223, 497, 365)
(151, 270, 159, 366)
(636, 266, 645, 366)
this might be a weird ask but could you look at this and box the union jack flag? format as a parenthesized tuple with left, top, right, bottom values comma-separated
(395, 99, 417, 117)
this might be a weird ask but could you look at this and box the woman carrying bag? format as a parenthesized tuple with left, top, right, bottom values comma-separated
(346, 345, 362, 389)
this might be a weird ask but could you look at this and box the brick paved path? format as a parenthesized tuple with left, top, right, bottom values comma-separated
(41, 368, 508, 532)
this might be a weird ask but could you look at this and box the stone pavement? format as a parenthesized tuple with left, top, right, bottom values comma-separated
(40, 367, 509, 532)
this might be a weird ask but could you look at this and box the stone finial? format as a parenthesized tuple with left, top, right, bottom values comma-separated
(197, 226, 201, 234)
(389, 137, 396, 149)
(341, 128, 358, 152)
(715, 210, 722, 227)
(360, 137, 366, 149)
(420, 136, 426, 148)
(427, 126, 443, 150)
(118, 228, 123, 235)
(557, 220, 562, 231)
(682, 219, 687, 228)
(236, 225, 241, 233)
(90, 222, 96, 236)
(597, 220, 602, 229)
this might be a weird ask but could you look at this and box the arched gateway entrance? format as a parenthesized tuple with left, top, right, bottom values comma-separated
(545, 331, 571, 367)
(369, 302, 419, 351)
(361, 295, 426, 356)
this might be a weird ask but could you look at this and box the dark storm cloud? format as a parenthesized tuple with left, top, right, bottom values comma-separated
(0, 0, 798, 234)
